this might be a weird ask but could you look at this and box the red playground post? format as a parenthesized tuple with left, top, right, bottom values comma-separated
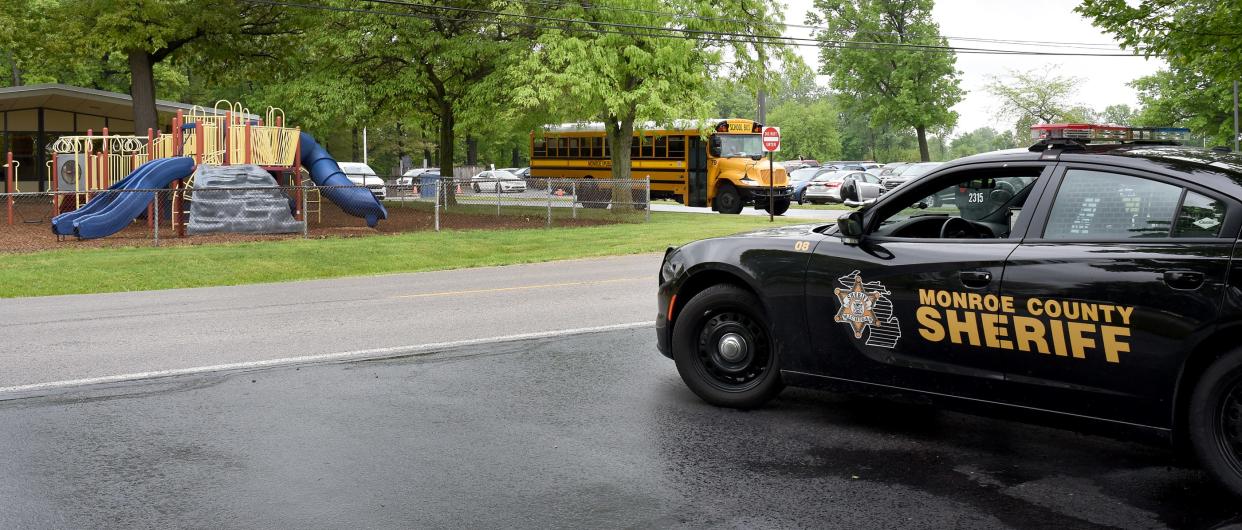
(6, 151, 13, 225)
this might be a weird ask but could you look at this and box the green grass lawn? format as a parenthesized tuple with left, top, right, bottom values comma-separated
(0, 212, 810, 298)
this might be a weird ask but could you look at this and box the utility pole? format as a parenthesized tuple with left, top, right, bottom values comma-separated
(1233, 80, 1239, 152)
(757, 88, 766, 124)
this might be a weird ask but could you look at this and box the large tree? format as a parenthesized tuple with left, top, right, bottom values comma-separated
(984, 68, 1093, 141)
(808, 0, 963, 161)
(513, 0, 785, 205)
(272, 1, 529, 195)
(55, 0, 299, 134)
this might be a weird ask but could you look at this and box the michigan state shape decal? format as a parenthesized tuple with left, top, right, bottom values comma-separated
(834, 270, 901, 348)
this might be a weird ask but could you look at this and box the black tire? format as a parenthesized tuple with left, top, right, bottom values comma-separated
(715, 183, 743, 215)
(581, 178, 607, 209)
(762, 198, 790, 216)
(472, 183, 480, 193)
(798, 189, 806, 205)
(671, 284, 783, 409)
(1189, 351, 1242, 497)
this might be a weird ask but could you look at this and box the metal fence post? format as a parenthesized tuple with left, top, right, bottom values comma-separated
(434, 178, 440, 232)
(572, 181, 577, 219)
(645, 177, 651, 222)
(546, 179, 552, 228)
(301, 185, 308, 238)
(496, 177, 501, 216)
(153, 191, 160, 246)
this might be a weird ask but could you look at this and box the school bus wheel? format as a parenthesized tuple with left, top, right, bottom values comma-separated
(715, 182, 743, 214)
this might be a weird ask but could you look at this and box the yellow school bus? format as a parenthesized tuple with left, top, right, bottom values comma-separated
(529, 119, 791, 214)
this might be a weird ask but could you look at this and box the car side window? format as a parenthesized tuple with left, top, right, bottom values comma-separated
(1173, 191, 1227, 238)
(1043, 169, 1213, 239)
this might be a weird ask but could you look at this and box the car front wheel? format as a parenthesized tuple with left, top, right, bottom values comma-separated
(671, 284, 783, 409)
(1189, 350, 1242, 498)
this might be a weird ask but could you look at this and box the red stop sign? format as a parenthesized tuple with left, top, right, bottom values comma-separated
(761, 126, 781, 152)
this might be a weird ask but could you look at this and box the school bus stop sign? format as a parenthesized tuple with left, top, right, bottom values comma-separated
(762, 126, 781, 152)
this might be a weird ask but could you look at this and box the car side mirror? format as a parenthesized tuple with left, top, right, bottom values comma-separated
(837, 211, 864, 245)
(840, 177, 860, 202)
(710, 136, 722, 157)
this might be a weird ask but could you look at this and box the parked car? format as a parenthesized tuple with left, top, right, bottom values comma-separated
(803, 170, 883, 204)
(782, 159, 820, 173)
(878, 162, 913, 177)
(338, 161, 387, 200)
(471, 169, 528, 193)
(881, 161, 943, 192)
(787, 167, 823, 204)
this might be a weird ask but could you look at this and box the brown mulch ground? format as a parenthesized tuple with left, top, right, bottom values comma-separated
(0, 200, 620, 254)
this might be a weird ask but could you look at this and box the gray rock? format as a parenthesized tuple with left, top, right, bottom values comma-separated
(187, 165, 303, 235)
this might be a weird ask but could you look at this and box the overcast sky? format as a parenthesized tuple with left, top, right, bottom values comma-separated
(781, 0, 1166, 136)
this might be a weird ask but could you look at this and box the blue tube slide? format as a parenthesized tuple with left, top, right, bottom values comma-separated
(51, 157, 195, 239)
(299, 132, 387, 227)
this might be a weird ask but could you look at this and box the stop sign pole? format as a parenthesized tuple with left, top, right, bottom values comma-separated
(761, 126, 780, 222)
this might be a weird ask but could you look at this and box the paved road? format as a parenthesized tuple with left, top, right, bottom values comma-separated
(0, 254, 660, 390)
(0, 327, 1236, 529)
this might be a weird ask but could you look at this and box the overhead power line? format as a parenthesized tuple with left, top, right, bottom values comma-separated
(486, 0, 1130, 50)
(246, 0, 1158, 58)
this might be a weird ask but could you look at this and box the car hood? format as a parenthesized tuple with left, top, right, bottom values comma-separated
(723, 223, 825, 240)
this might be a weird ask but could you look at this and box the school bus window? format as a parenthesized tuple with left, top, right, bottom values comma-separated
(655, 135, 667, 158)
(642, 135, 654, 158)
(556, 137, 569, 158)
(668, 135, 686, 158)
(567, 137, 580, 158)
(591, 137, 602, 158)
(603, 140, 610, 158)
(631, 139, 640, 158)
(533, 138, 547, 157)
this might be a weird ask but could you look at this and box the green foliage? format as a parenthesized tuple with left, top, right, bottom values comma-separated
(808, 0, 963, 161)
(984, 68, 1086, 139)
(1129, 69, 1237, 146)
(947, 127, 1014, 159)
(767, 98, 841, 161)
(1078, 1, 1241, 146)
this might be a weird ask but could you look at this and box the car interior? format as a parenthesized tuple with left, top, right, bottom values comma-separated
(871, 167, 1042, 239)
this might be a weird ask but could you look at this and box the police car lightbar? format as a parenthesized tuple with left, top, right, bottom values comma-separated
(1030, 123, 1190, 143)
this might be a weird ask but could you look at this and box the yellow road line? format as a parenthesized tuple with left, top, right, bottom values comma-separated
(388, 277, 647, 300)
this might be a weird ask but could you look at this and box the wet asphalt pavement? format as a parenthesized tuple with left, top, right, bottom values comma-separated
(1, 327, 1239, 529)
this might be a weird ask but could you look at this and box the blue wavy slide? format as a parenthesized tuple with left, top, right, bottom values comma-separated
(299, 132, 388, 227)
(52, 157, 195, 239)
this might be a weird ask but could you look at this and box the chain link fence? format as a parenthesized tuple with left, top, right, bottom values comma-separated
(0, 177, 649, 252)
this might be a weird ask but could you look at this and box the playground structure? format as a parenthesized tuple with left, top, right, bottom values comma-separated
(3, 100, 387, 239)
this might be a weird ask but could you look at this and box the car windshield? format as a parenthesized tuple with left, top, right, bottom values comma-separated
(717, 134, 764, 158)
(494, 170, 520, 180)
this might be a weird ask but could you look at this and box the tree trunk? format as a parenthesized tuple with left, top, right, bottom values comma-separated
(916, 124, 930, 162)
(127, 50, 159, 135)
(437, 102, 456, 205)
(396, 121, 405, 172)
(510, 147, 520, 168)
(466, 136, 478, 167)
(351, 128, 359, 162)
(605, 117, 635, 207)
(7, 51, 21, 86)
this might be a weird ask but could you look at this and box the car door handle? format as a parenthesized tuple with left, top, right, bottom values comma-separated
(960, 270, 992, 288)
(1163, 270, 1205, 290)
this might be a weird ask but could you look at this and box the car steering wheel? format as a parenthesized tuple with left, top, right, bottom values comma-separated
(940, 216, 982, 239)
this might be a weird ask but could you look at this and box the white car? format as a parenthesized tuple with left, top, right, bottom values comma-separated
(338, 162, 387, 200)
(803, 170, 884, 204)
(471, 170, 527, 193)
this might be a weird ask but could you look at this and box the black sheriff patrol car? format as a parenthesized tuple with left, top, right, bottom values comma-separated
(656, 124, 1242, 497)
